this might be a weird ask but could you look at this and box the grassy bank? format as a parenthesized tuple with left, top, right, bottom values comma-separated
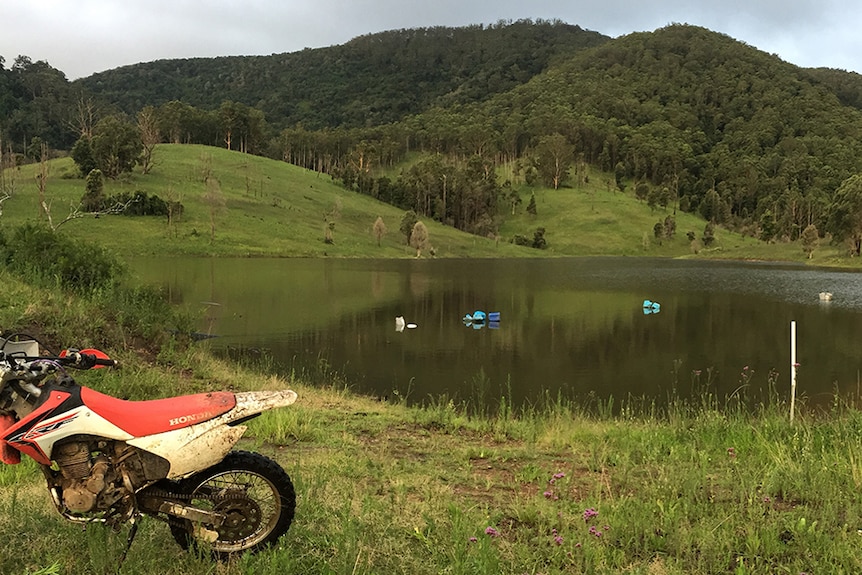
(1, 269, 861, 574)
(5, 352, 862, 575)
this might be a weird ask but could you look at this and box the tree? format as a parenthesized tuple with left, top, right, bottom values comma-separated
(506, 185, 522, 215)
(203, 176, 225, 244)
(532, 227, 547, 249)
(800, 223, 819, 259)
(410, 221, 429, 257)
(71, 137, 97, 177)
(90, 115, 142, 178)
(400, 210, 418, 245)
(663, 215, 676, 239)
(699, 189, 722, 223)
(614, 161, 627, 192)
(372, 216, 387, 247)
(636, 181, 650, 203)
(702, 221, 716, 247)
(137, 105, 160, 174)
(526, 193, 537, 216)
(533, 133, 573, 190)
(759, 209, 778, 243)
(35, 142, 49, 223)
(826, 175, 862, 255)
(323, 200, 341, 244)
(81, 169, 105, 212)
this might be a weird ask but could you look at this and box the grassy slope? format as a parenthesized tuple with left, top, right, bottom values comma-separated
(0, 168, 860, 572)
(3, 145, 525, 259)
(2, 144, 846, 263)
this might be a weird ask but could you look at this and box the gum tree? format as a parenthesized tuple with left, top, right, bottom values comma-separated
(826, 175, 862, 255)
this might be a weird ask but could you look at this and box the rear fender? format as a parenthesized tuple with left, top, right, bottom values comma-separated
(126, 389, 296, 479)
(228, 390, 298, 423)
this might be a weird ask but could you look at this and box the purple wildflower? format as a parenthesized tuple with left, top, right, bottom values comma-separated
(543, 490, 553, 499)
(469, 537, 477, 543)
(485, 526, 499, 537)
(554, 535, 564, 546)
(583, 507, 599, 522)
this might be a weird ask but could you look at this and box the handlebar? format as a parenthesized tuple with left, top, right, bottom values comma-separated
(1, 350, 117, 370)
(57, 350, 117, 370)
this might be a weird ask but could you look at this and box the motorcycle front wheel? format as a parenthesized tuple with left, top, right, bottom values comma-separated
(169, 450, 295, 557)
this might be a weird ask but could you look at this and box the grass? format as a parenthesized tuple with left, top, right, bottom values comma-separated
(2, 148, 861, 573)
(2, 143, 854, 264)
(1, 269, 861, 574)
(4, 362, 862, 574)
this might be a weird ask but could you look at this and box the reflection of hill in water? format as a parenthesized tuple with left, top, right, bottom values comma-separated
(133, 257, 862, 411)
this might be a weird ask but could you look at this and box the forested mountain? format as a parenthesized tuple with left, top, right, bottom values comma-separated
(439, 24, 862, 236)
(75, 20, 608, 130)
(0, 55, 79, 150)
(802, 67, 862, 111)
(4, 21, 862, 249)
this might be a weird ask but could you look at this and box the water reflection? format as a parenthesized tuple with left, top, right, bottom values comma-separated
(130, 257, 862, 411)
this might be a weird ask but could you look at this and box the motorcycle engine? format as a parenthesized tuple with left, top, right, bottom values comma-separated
(53, 440, 123, 514)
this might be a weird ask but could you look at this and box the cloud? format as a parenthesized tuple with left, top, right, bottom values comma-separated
(2, 0, 859, 80)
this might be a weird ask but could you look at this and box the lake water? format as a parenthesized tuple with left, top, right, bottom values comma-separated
(129, 257, 862, 411)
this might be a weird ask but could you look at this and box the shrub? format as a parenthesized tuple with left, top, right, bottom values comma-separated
(0, 224, 123, 293)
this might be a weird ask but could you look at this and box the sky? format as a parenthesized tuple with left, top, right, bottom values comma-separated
(2, 0, 860, 80)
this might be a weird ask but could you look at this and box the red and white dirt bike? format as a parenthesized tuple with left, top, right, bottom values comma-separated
(0, 339, 297, 560)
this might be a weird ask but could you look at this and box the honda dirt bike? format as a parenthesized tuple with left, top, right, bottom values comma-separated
(0, 337, 297, 561)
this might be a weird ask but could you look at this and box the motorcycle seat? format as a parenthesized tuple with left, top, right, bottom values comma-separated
(80, 387, 237, 437)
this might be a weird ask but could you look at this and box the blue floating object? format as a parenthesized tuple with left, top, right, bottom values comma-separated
(642, 299, 661, 315)
(472, 310, 486, 322)
(488, 320, 500, 329)
(487, 312, 501, 322)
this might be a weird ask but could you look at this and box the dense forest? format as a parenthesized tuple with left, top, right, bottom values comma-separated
(4, 20, 862, 247)
(76, 20, 608, 130)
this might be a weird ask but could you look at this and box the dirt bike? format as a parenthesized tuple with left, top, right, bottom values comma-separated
(0, 336, 297, 563)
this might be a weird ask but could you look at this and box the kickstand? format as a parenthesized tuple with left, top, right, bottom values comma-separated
(116, 516, 140, 575)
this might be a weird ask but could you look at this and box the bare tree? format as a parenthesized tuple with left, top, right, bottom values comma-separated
(0, 136, 17, 213)
(36, 142, 49, 223)
(372, 216, 387, 247)
(323, 199, 342, 244)
(165, 184, 182, 238)
(410, 220, 429, 258)
(70, 94, 97, 139)
(204, 176, 225, 244)
(137, 105, 160, 174)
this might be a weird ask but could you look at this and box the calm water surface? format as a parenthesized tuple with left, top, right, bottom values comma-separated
(130, 257, 862, 410)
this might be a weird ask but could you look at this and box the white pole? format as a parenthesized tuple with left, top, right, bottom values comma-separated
(790, 320, 797, 424)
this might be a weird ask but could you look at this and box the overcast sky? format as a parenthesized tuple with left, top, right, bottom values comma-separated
(3, 0, 860, 80)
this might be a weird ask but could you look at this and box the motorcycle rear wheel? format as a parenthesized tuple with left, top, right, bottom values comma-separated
(169, 450, 295, 557)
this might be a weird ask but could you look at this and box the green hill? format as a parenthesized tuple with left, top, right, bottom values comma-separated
(3, 144, 838, 262)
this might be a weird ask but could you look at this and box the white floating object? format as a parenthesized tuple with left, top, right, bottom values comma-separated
(819, 292, 833, 302)
(406, 323, 418, 329)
